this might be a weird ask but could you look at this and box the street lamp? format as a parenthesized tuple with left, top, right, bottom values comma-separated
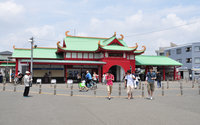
(28, 37, 34, 83)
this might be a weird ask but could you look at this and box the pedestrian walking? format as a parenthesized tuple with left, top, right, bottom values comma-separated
(125, 70, 135, 100)
(23, 71, 32, 97)
(0, 72, 3, 83)
(156, 71, 162, 88)
(145, 67, 156, 100)
(106, 71, 114, 100)
(85, 70, 92, 88)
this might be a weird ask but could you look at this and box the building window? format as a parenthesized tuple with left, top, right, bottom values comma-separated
(166, 50, 171, 56)
(195, 57, 200, 64)
(176, 48, 181, 54)
(177, 59, 182, 63)
(94, 53, 101, 59)
(160, 53, 164, 56)
(89, 53, 93, 59)
(108, 53, 123, 57)
(83, 53, 88, 58)
(185, 47, 192, 52)
(194, 46, 200, 52)
(77, 53, 82, 58)
(66, 52, 71, 58)
(72, 52, 76, 58)
(186, 58, 192, 63)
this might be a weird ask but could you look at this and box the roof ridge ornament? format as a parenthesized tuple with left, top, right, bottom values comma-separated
(65, 31, 72, 37)
(118, 34, 124, 40)
(98, 41, 105, 47)
(13, 45, 15, 49)
(113, 32, 116, 37)
(57, 41, 63, 48)
(128, 43, 138, 49)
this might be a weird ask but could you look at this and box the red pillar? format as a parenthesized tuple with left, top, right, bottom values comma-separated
(174, 66, 176, 81)
(15, 59, 18, 76)
(65, 65, 68, 83)
(145, 66, 148, 75)
(98, 66, 102, 83)
(132, 57, 136, 73)
(163, 66, 165, 81)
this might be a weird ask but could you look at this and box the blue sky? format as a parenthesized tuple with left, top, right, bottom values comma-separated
(1, 0, 200, 54)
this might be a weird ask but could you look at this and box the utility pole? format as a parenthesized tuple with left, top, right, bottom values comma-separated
(29, 37, 34, 82)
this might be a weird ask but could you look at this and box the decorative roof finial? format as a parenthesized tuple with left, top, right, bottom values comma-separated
(13, 45, 15, 49)
(65, 31, 71, 37)
(119, 34, 124, 40)
(113, 32, 116, 37)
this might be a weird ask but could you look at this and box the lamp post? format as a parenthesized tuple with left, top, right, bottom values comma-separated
(28, 37, 34, 82)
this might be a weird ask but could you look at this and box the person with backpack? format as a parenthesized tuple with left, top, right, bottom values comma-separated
(145, 67, 156, 100)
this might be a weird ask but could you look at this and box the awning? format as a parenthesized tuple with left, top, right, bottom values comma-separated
(0, 63, 16, 67)
(21, 59, 106, 65)
(135, 55, 182, 66)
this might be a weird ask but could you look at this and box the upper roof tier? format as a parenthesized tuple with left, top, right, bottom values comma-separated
(57, 31, 144, 53)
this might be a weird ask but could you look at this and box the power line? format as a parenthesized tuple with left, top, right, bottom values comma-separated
(125, 20, 200, 37)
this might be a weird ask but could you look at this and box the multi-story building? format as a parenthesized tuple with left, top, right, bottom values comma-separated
(164, 42, 200, 80)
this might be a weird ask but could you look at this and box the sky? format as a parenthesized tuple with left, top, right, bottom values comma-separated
(0, 0, 200, 55)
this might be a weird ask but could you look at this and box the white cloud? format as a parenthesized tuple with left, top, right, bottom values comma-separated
(0, 1, 24, 21)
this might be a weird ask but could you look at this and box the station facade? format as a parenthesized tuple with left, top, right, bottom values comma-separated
(12, 31, 146, 83)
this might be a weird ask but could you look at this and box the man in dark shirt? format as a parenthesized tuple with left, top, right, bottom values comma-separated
(145, 67, 156, 100)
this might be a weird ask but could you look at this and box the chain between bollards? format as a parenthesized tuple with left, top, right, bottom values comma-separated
(54, 84, 56, 95)
(180, 80, 183, 96)
(142, 83, 144, 97)
(70, 84, 73, 96)
(119, 83, 121, 97)
(162, 82, 164, 96)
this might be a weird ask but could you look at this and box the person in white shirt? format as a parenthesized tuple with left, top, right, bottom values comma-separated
(125, 70, 136, 100)
(23, 71, 32, 97)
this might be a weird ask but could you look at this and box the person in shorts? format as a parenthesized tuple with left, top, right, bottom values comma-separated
(145, 67, 156, 100)
(125, 70, 135, 100)
(106, 71, 114, 100)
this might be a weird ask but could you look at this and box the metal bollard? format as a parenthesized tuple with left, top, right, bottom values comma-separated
(14, 82, 16, 92)
(139, 81, 141, 89)
(94, 85, 97, 96)
(180, 81, 183, 96)
(70, 84, 73, 96)
(198, 79, 200, 95)
(142, 83, 144, 97)
(167, 79, 169, 89)
(162, 82, 164, 96)
(119, 83, 121, 97)
(3, 83, 6, 91)
(192, 79, 194, 88)
(54, 84, 56, 95)
(39, 84, 42, 94)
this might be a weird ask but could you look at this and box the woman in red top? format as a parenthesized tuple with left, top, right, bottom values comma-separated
(106, 71, 114, 100)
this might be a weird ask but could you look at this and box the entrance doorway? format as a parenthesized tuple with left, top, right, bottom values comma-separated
(109, 65, 125, 82)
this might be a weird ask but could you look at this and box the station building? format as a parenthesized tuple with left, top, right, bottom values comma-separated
(11, 31, 182, 83)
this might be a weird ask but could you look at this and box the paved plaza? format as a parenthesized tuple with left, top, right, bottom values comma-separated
(0, 81, 200, 125)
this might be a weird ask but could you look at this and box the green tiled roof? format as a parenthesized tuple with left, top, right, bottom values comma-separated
(12, 48, 63, 59)
(63, 36, 128, 51)
(0, 63, 15, 67)
(136, 55, 182, 66)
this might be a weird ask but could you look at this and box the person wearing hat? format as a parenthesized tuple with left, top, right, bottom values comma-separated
(23, 71, 32, 97)
(106, 71, 114, 100)
(125, 70, 136, 99)
(145, 67, 156, 100)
